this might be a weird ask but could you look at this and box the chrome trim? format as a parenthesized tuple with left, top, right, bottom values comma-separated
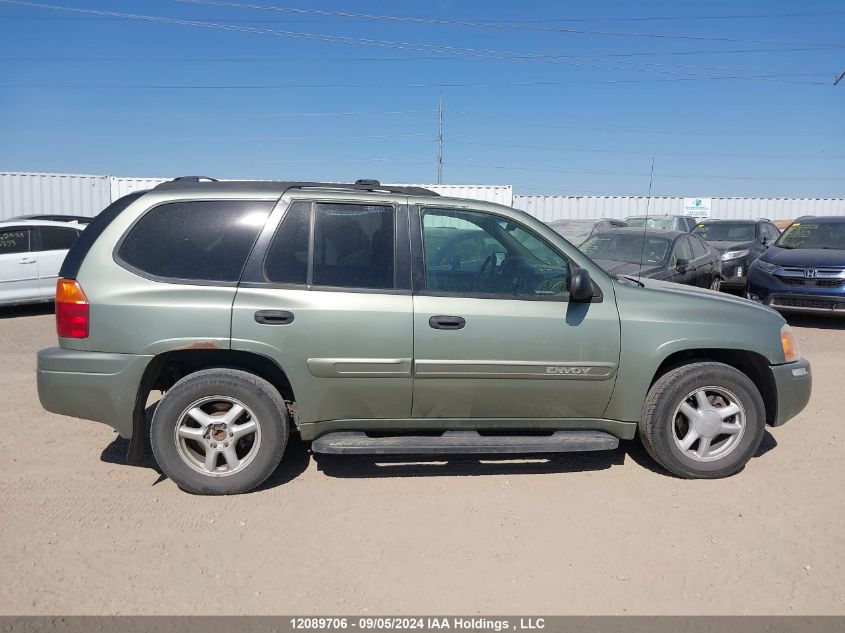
(307, 358, 412, 378)
(414, 360, 616, 380)
(776, 266, 845, 279)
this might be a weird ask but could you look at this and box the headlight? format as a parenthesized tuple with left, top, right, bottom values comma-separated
(755, 259, 779, 274)
(721, 249, 750, 261)
(781, 324, 801, 363)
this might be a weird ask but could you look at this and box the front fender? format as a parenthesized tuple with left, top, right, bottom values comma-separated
(603, 278, 786, 422)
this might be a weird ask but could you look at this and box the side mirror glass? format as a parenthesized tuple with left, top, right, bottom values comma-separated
(570, 268, 594, 302)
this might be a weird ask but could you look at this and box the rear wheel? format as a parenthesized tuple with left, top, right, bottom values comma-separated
(639, 362, 765, 478)
(150, 368, 288, 494)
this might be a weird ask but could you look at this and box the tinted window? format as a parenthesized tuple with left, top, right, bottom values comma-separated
(60, 190, 147, 279)
(581, 233, 670, 265)
(118, 200, 274, 282)
(312, 203, 395, 289)
(423, 208, 569, 298)
(263, 201, 311, 284)
(692, 222, 756, 242)
(37, 226, 79, 251)
(0, 228, 30, 254)
(689, 235, 708, 259)
(672, 237, 694, 265)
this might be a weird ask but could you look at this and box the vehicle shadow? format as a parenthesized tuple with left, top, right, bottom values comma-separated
(785, 314, 845, 330)
(0, 302, 54, 319)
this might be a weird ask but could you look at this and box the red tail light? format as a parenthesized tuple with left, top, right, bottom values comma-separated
(56, 278, 89, 339)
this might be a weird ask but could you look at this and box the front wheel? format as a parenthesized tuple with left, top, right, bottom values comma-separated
(639, 362, 766, 478)
(709, 277, 722, 292)
(150, 368, 289, 494)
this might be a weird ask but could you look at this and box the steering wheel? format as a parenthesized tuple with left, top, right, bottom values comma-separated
(474, 252, 503, 292)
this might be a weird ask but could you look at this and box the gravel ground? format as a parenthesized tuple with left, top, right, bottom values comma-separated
(0, 304, 842, 615)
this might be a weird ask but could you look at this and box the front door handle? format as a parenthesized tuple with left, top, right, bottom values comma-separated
(254, 310, 294, 325)
(429, 315, 466, 330)
(19, 258, 37, 264)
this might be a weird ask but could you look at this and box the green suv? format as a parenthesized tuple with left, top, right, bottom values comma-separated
(37, 178, 812, 494)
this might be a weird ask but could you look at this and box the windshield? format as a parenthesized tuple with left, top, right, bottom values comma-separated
(692, 222, 755, 242)
(547, 220, 599, 245)
(581, 233, 671, 265)
(625, 217, 675, 230)
(776, 221, 845, 250)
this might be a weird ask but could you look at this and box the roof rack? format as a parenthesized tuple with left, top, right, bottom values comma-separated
(153, 178, 439, 197)
(171, 176, 219, 182)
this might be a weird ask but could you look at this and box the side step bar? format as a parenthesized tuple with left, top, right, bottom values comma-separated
(311, 430, 619, 455)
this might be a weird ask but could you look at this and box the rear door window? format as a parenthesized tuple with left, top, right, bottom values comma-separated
(0, 227, 30, 254)
(117, 200, 274, 283)
(312, 202, 395, 289)
(36, 226, 80, 251)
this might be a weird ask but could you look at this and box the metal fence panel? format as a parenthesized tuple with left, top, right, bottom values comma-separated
(0, 172, 112, 220)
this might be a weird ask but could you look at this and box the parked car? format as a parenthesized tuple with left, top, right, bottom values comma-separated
(0, 220, 84, 306)
(546, 218, 627, 245)
(623, 214, 697, 232)
(580, 228, 722, 290)
(747, 216, 845, 314)
(37, 178, 810, 494)
(691, 219, 781, 290)
(10, 214, 93, 225)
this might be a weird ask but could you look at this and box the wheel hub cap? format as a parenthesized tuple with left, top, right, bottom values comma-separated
(695, 410, 723, 439)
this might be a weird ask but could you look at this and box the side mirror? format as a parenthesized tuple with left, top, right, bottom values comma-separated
(762, 237, 770, 247)
(570, 268, 594, 302)
(675, 258, 689, 271)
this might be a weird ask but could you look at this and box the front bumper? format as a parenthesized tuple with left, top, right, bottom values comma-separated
(747, 268, 845, 314)
(769, 358, 812, 427)
(37, 347, 152, 438)
(719, 259, 749, 289)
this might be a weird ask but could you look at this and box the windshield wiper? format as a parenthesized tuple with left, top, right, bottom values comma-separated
(616, 274, 645, 287)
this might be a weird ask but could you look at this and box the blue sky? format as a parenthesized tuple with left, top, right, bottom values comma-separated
(0, 0, 843, 197)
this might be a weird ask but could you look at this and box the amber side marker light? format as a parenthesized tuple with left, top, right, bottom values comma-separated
(780, 324, 800, 363)
(56, 278, 89, 339)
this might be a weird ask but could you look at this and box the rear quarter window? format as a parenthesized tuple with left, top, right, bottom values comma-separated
(117, 200, 274, 283)
(37, 226, 80, 251)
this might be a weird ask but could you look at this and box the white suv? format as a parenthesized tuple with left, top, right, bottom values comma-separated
(0, 220, 83, 306)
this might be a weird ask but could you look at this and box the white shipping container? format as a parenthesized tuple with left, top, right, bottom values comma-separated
(513, 195, 845, 222)
(0, 171, 112, 221)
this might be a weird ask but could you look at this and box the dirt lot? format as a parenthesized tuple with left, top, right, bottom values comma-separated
(0, 305, 843, 615)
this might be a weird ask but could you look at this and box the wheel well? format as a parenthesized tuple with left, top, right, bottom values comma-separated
(127, 349, 296, 463)
(651, 349, 777, 426)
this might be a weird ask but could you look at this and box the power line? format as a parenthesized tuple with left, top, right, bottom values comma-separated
(448, 112, 841, 136)
(461, 161, 845, 181)
(0, 0, 839, 79)
(452, 138, 845, 160)
(1, 73, 830, 89)
(176, 1, 845, 47)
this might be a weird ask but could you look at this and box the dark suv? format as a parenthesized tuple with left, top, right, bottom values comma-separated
(691, 219, 781, 290)
(747, 216, 845, 314)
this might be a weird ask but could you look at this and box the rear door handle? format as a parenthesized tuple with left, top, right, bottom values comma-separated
(254, 310, 294, 325)
(429, 315, 466, 330)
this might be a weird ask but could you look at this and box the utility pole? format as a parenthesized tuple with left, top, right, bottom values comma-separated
(437, 93, 444, 184)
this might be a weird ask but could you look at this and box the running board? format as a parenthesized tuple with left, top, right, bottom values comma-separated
(311, 430, 619, 455)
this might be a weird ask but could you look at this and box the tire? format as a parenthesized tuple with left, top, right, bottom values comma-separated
(709, 277, 722, 292)
(150, 368, 288, 494)
(639, 361, 766, 479)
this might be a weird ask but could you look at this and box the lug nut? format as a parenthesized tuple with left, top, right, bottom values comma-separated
(224, 442, 229, 447)
(229, 431, 233, 437)
(210, 442, 217, 448)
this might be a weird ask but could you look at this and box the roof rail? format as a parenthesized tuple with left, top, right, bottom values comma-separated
(153, 178, 440, 197)
(171, 176, 219, 182)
